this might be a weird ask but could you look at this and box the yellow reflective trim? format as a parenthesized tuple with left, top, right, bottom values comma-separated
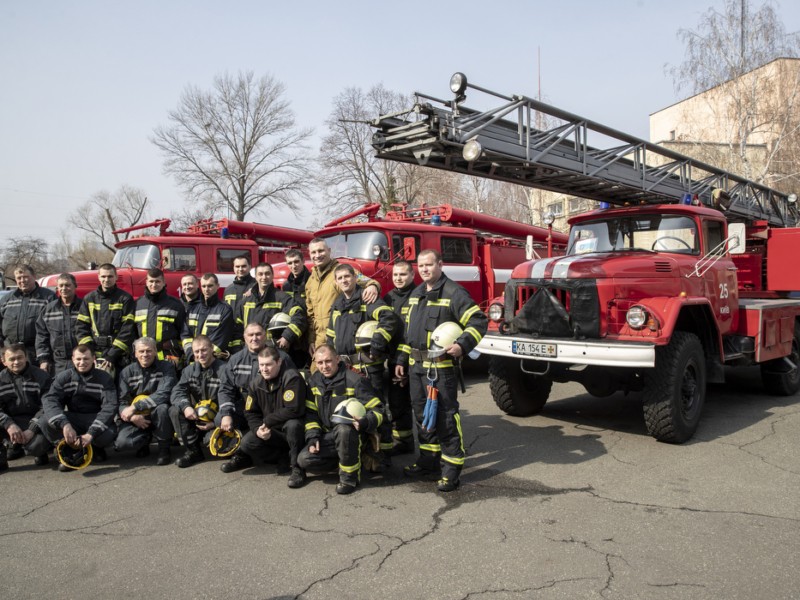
(305, 422, 321, 431)
(376, 328, 391, 342)
(465, 327, 482, 343)
(419, 443, 441, 453)
(364, 398, 381, 409)
(305, 400, 318, 411)
(428, 299, 451, 307)
(339, 461, 361, 473)
(442, 454, 465, 466)
(393, 429, 413, 439)
(460, 305, 480, 326)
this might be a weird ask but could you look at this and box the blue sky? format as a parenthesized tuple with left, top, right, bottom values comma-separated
(2, 0, 799, 246)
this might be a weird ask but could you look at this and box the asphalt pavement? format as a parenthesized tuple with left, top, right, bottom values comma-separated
(1, 365, 798, 599)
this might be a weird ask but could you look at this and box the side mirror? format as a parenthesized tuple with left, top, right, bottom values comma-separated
(727, 223, 746, 255)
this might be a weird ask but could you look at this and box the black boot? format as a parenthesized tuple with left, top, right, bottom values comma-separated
(155, 442, 171, 466)
(175, 441, 205, 468)
(220, 451, 253, 473)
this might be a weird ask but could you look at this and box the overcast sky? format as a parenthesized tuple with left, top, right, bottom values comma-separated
(2, 0, 799, 247)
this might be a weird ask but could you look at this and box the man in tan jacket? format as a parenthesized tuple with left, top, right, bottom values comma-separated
(305, 238, 380, 368)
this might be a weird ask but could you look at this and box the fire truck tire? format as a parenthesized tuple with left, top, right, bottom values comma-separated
(642, 331, 706, 444)
(488, 357, 552, 416)
(760, 323, 800, 396)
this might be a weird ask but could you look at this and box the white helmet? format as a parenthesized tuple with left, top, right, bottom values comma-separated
(268, 312, 291, 337)
(354, 321, 379, 351)
(428, 321, 463, 358)
(331, 399, 367, 425)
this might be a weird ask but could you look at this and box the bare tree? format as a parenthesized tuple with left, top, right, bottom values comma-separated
(152, 71, 313, 221)
(67, 185, 150, 254)
(2, 237, 54, 282)
(318, 85, 447, 215)
(169, 205, 221, 232)
(665, 0, 800, 189)
(52, 234, 113, 271)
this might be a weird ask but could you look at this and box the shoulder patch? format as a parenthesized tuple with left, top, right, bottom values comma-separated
(245, 395, 253, 411)
(283, 390, 295, 403)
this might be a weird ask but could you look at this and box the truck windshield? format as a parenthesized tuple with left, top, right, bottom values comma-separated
(568, 215, 698, 256)
(113, 244, 161, 269)
(321, 231, 390, 261)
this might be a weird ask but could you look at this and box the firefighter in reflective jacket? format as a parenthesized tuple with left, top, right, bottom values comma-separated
(75, 264, 136, 374)
(181, 274, 234, 361)
(395, 249, 487, 492)
(235, 262, 306, 351)
(297, 344, 385, 495)
(134, 269, 186, 366)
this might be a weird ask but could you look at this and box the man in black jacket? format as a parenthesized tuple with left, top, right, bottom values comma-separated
(75, 264, 136, 376)
(297, 344, 385, 495)
(222, 255, 255, 354)
(134, 268, 186, 367)
(0, 265, 56, 364)
(230, 345, 307, 487)
(36, 273, 83, 375)
(181, 273, 234, 361)
(0, 344, 52, 470)
(41, 345, 119, 469)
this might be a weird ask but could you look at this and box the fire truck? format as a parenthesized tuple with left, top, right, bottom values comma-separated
(271, 201, 566, 320)
(369, 71, 800, 443)
(40, 218, 314, 298)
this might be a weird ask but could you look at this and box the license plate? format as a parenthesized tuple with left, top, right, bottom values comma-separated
(512, 341, 557, 358)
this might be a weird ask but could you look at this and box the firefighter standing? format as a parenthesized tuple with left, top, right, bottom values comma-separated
(0, 265, 56, 364)
(239, 345, 307, 488)
(36, 273, 84, 375)
(222, 255, 255, 354)
(395, 249, 487, 492)
(134, 269, 186, 367)
(181, 273, 234, 361)
(75, 263, 136, 377)
(282, 249, 312, 368)
(297, 344, 385, 495)
(383, 260, 417, 455)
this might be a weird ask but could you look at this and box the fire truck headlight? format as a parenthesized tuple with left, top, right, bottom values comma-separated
(450, 72, 468, 95)
(626, 305, 648, 329)
(488, 302, 504, 322)
(463, 139, 482, 162)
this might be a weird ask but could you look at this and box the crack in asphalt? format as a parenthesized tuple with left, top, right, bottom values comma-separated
(0, 516, 146, 538)
(713, 409, 800, 476)
(545, 535, 627, 598)
(456, 577, 598, 599)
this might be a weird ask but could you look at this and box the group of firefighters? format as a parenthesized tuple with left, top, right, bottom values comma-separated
(0, 238, 487, 494)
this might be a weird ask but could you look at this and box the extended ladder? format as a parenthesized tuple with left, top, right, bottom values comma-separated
(370, 72, 798, 228)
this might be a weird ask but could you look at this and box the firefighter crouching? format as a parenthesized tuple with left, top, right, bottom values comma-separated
(297, 344, 385, 495)
(396, 249, 488, 492)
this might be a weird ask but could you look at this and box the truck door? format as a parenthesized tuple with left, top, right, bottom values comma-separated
(440, 234, 482, 302)
(161, 246, 198, 297)
(702, 220, 738, 334)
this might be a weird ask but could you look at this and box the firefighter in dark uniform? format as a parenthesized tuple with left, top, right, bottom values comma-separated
(75, 263, 136, 377)
(0, 344, 52, 470)
(169, 335, 225, 468)
(181, 273, 234, 362)
(222, 255, 255, 354)
(282, 248, 312, 368)
(396, 249, 488, 492)
(327, 263, 398, 462)
(297, 344, 385, 495)
(180, 274, 201, 312)
(134, 268, 186, 368)
(235, 262, 306, 354)
(115, 337, 177, 465)
(36, 273, 84, 375)
(41, 345, 119, 469)
(237, 345, 307, 488)
(214, 322, 296, 473)
(0, 265, 56, 365)
(383, 260, 417, 455)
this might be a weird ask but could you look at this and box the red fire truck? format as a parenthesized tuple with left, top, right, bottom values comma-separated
(370, 72, 800, 443)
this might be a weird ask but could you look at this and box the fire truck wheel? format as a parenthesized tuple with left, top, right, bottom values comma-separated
(643, 331, 706, 444)
(488, 357, 552, 416)
(760, 323, 800, 396)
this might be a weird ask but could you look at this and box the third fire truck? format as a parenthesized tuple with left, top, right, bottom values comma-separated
(370, 72, 800, 443)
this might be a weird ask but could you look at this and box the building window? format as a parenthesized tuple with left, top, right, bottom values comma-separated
(568, 198, 583, 214)
(547, 202, 564, 217)
(163, 247, 197, 272)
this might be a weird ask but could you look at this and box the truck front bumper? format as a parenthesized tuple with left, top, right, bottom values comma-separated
(477, 334, 656, 368)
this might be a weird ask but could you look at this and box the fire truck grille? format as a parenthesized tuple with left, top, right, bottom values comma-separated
(504, 279, 600, 339)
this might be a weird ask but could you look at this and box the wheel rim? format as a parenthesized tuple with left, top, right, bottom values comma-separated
(680, 360, 700, 419)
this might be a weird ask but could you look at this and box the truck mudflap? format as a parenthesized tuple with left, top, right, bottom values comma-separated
(477, 334, 656, 368)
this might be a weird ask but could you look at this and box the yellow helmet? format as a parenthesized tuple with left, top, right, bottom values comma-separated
(209, 428, 243, 457)
(428, 321, 463, 358)
(56, 440, 93, 470)
(331, 399, 367, 425)
(131, 394, 152, 416)
(195, 399, 218, 423)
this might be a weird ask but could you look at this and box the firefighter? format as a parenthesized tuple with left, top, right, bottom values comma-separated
(297, 344, 385, 495)
(115, 337, 177, 465)
(179, 274, 201, 311)
(75, 263, 136, 378)
(36, 273, 84, 375)
(134, 268, 186, 368)
(395, 249, 488, 492)
(214, 322, 296, 472)
(0, 344, 52, 470)
(169, 335, 225, 468)
(235, 262, 306, 352)
(282, 249, 312, 368)
(383, 260, 417, 455)
(222, 255, 255, 353)
(235, 345, 307, 488)
(0, 265, 56, 365)
(181, 273, 235, 361)
(304, 238, 380, 366)
(41, 345, 119, 470)
(327, 263, 398, 464)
